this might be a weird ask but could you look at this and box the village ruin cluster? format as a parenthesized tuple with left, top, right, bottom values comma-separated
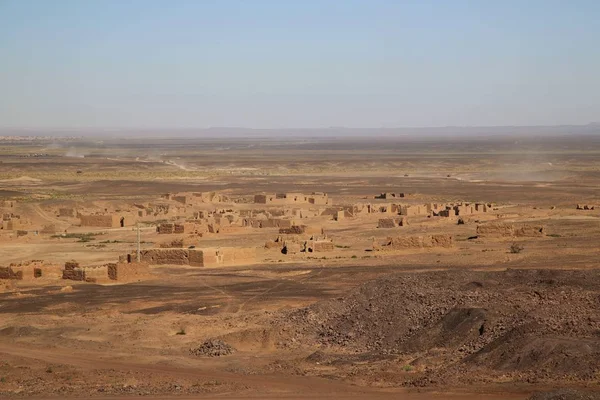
(1, 186, 591, 286)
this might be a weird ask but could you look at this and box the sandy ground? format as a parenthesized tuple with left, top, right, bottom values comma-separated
(1, 136, 599, 398)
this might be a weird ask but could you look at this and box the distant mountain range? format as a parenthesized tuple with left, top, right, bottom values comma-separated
(1, 124, 599, 139)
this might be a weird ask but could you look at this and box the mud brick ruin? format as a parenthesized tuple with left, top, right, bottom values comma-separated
(133, 247, 256, 268)
(62, 261, 86, 281)
(577, 204, 596, 210)
(375, 234, 454, 250)
(0, 187, 513, 288)
(163, 191, 229, 205)
(476, 223, 545, 238)
(375, 192, 406, 199)
(378, 217, 408, 228)
(79, 214, 131, 228)
(58, 208, 76, 217)
(254, 192, 330, 205)
(157, 223, 186, 234)
(0, 266, 23, 280)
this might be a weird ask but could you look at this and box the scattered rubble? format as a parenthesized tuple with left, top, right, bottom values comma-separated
(189, 339, 235, 357)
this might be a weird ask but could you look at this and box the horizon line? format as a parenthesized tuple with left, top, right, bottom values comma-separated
(1, 122, 600, 133)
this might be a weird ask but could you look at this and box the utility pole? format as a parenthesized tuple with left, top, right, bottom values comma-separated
(136, 223, 141, 262)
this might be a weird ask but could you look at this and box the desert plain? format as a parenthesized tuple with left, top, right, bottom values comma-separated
(0, 133, 599, 399)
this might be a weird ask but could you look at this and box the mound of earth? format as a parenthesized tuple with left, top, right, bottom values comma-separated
(190, 339, 235, 357)
(273, 269, 600, 386)
(528, 389, 600, 400)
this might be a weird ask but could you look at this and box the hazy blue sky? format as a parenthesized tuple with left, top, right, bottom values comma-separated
(1, 0, 599, 129)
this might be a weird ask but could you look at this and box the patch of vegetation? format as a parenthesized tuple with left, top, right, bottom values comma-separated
(176, 328, 186, 335)
(510, 242, 525, 254)
(85, 244, 106, 248)
(335, 244, 351, 249)
(0, 376, 5, 383)
(546, 233, 562, 238)
(51, 232, 102, 242)
(46, 366, 53, 373)
(403, 365, 413, 372)
(351, 255, 358, 259)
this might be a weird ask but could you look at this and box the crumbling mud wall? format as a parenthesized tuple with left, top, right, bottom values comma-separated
(135, 247, 256, 267)
(438, 209, 455, 217)
(278, 225, 323, 236)
(140, 249, 190, 265)
(2, 218, 25, 230)
(159, 237, 192, 248)
(7, 260, 62, 280)
(0, 267, 23, 280)
(282, 240, 303, 255)
(425, 234, 454, 247)
(58, 208, 75, 217)
(261, 219, 293, 229)
(254, 192, 330, 205)
(376, 234, 453, 250)
(188, 249, 205, 267)
(477, 223, 545, 238)
(243, 218, 294, 229)
(279, 225, 306, 234)
(577, 204, 596, 210)
(156, 223, 187, 234)
(376, 192, 406, 199)
(221, 247, 256, 266)
(400, 205, 428, 217)
(40, 224, 57, 234)
(306, 241, 335, 252)
(62, 261, 86, 281)
(82, 265, 109, 283)
(191, 247, 257, 267)
(378, 218, 396, 228)
(108, 262, 150, 281)
(79, 214, 120, 228)
(378, 217, 408, 228)
(513, 225, 545, 237)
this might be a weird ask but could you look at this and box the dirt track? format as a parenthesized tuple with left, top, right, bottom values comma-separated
(0, 342, 527, 399)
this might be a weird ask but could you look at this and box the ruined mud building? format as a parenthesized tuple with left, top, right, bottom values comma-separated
(254, 192, 330, 206)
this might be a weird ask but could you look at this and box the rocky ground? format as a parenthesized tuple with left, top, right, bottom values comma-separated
(271, 269, 600, 388)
